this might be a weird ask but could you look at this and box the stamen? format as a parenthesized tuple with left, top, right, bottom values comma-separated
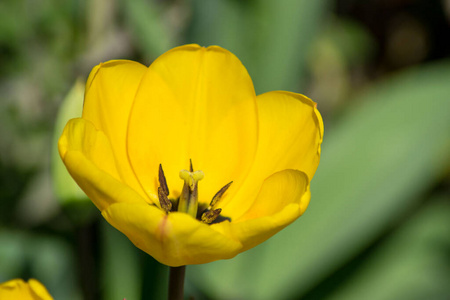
(201, 208, 222, 224)
(210, 181, 233, 208)
(158, 186, 172, 213)
(158, 164, 169, 196)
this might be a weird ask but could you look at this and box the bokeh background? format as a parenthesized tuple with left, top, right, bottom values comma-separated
(1, 0, 449, 299)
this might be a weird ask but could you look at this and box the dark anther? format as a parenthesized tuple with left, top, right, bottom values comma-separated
(201, 208, 222, 224)
(159, 164, 169, 196)
(158, 186, 172, 213)
(210, 181, 233, 207)
(189, 159, 194, 172)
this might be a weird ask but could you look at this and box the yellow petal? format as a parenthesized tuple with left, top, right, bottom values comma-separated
(102, 202, 243, 266)
(223, 169, 310, 252)
(126, 44, 258, 205)
(223, 91, 322, 218)
(28, 279, 53, 300)
(83, 60, 149, 200)
(59, 118, 146, 210)
(0, 279, 53, 300)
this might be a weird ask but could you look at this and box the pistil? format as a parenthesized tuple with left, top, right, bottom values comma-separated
(178, 169, 204, 218)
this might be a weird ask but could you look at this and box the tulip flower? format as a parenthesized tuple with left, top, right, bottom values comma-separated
(0, 279, 53, 300)
(59, 44, 323, 267)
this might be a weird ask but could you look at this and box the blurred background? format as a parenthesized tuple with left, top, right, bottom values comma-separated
(1, 0, 449, 299)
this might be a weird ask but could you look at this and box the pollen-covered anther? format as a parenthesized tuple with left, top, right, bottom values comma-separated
(201, 208, 222, 224)
(157, 164, 172, 213)
(210, 181, 233, 208)
(158, 164, 169, 196)
(158, 186, 172, 213)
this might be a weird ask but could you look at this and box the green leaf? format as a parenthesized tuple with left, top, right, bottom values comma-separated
(52, 80, 97, 223)
(250, 0, 331, 93)
(119, 0, 174, 60)
(327, 196, 450, 300)
(187, 0, 331, 94)
(52, 79, 86, 203)
(101, 220, 142, 300)
(0, 231, 81, 300)
(189, 60, 450, 299)
(187, 0, 250, 59)
(101, 219, 169, 299)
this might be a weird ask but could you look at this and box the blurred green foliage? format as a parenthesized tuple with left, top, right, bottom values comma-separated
(52, 80, 87, 204)
(1, 0, 449, 299)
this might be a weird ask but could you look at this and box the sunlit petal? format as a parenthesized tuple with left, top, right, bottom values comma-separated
(227, 169, 310, 252)
(102, 202, 243, 266)
(83, 60, 149, 200)
(223, 91, 322, 218)
(0, 279, 53, 300)
(59, 118, 146, 210)
(127, 44, 258, 205)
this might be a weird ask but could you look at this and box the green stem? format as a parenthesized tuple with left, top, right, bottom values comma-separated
(168, 266, 186, 300)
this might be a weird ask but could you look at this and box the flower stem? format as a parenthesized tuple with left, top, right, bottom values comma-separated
(168, 266, 186, 300)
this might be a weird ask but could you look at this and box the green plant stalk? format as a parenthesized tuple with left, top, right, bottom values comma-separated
(168, 266, 186, 300)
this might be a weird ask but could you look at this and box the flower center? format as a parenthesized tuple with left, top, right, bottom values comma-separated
(178, 168, 204, 217)
(157, 161, 232, 224)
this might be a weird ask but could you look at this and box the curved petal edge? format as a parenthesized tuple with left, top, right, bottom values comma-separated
(102, 202, 243, 266)
(228, 169, 311, 252)
(59, 118, 147, 211)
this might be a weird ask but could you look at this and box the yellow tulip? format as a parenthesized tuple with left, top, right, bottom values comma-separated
(0, 279, 53, 300)
(59, 44, 323, 267)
